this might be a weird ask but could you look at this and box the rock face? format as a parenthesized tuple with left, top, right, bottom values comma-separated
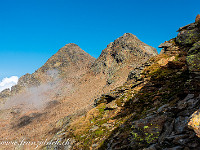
(91, 33, 157, 84)
(92, 33, 157, 74)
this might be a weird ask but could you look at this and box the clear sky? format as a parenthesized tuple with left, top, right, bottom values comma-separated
(0, 0, 199, 81)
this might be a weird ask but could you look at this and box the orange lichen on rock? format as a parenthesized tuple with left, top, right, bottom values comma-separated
(195, 14, 200, 23)
(188, 110, 200, 137)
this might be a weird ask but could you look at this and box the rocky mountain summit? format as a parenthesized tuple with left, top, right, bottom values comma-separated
(92, 33, 157, 74)
(37, 43, 95, 74)
(91, 33, 157, 85)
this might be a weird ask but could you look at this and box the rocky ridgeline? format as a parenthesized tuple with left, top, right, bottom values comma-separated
(0, 33, 157, 104)
(0, 33, 158, 150)
(0, 34, 157, 103)
(44, 16, 200, 150)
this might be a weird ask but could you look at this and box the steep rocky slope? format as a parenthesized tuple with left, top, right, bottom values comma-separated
(0, 34, 157, 149)
(43, 16, 200, 150)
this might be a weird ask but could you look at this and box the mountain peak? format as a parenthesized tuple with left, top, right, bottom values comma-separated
(91, 33, 157, 85)
(122, 33, 137, 38)
(59, 43, 84, 53)
(37, 43, 95, 74)
(12, 44, 96, 89)
(107, 33, 157, 55)
(107, 33, 138, 47)
(65, 43, 78, 46)
(63, 43, 79, 48)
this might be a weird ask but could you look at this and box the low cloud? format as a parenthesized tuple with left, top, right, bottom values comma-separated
(0, 76, 19, 92)
(1, 70, 74, 111)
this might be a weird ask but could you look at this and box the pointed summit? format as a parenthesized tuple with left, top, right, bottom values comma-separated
(107, 33, 157, 56)
(37, 43, 96, 74)
(12, 43, 96, 90)
(59, 43, 87, 54)
(91, 33, 157, 75)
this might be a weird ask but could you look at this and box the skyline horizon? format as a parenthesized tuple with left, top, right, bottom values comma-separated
(0, 31, 159, 92)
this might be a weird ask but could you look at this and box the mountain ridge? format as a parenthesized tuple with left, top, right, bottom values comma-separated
(0, 33, 157, 98)
(0, 32, 158, 150)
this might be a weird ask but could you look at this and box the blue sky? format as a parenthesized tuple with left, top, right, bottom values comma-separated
(0, 0, 199, 81)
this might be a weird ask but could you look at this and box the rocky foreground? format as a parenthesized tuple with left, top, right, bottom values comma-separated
(39, 16, 200, 150)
